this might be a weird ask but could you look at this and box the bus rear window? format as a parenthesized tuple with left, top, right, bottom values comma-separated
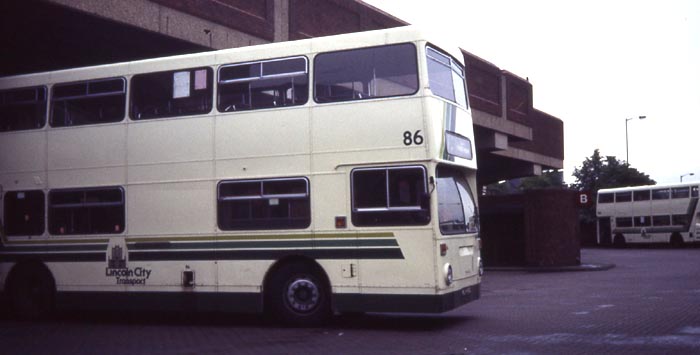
(314, 43, 418, 103)
(0, 86, 47, 132)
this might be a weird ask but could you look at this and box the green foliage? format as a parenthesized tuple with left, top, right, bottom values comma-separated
(484, 170, 565, 195)
(571, 149, 655, 192)
(571, 149, 655, 222)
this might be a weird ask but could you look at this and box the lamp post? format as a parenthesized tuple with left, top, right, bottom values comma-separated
(625, 115, 646, 164)
(681, 173, 694, 182)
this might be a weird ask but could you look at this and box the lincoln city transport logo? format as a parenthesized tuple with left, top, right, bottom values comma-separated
(106, 245, 152, 285)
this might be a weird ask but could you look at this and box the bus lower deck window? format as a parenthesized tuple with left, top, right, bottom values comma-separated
(217, 177, 310, 230)
(3, 190, 45, 236)
(49, 187, 125, 235)
(351, 166, 429, 227)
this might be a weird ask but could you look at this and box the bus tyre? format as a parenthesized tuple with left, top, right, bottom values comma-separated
(8, 265, 55, 320)
(613, 234, 626, 248)
(670, 233, 684, 248)
(267, 262, 330, 327)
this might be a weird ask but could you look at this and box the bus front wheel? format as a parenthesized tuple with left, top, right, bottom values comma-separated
(266, 262, 331, 326)
(670, 233, 684, 248)
(613, 234, 626, 248)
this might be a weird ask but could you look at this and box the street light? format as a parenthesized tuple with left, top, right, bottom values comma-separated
(680, 173, 694, 182)
(625, 115, 646, 164)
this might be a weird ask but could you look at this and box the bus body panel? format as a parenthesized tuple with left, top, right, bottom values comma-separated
(0, 26, 480, 318)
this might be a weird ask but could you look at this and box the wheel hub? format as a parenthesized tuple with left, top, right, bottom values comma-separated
(286, 278, 320, 313)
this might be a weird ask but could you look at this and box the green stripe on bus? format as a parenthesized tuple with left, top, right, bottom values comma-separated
(126, 232, 395, 243)
(128, 247, 405, 262)
(0, 244, 108, 252)
(128, 238, 398, 250)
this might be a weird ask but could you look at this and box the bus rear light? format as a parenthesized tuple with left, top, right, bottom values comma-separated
(440, 243, 448, 256)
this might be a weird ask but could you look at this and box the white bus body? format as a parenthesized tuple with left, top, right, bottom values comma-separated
(597, 182, 700, 247)
(0, 26, 481, 324)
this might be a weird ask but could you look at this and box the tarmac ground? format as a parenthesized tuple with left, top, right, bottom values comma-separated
(1, 247, 699, 354)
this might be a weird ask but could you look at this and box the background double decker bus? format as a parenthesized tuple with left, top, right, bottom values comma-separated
(0, 26, 481, 325)
(597, 182, 700, 247)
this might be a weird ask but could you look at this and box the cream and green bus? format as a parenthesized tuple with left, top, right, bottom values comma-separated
(0, 26, 481, 325)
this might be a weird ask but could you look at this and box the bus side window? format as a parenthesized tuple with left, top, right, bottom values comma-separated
(652, 189, 670, 200)
(217, 177, 310, 230)
(671, 187, 690, 199)
(131, 67, 213, 120)
(633, 190, 650, 201)
(3, 190, 45, 236)
(692, 186, 699, 198)
(314, 43, 418, 103)
(0, 86, 47, 132)
(51, 78, 125, 127)
(598, 193, 614, 203)
(218, 57, 308, 113)
(351, 166, 429, 227)
(49, 187, 125, 235)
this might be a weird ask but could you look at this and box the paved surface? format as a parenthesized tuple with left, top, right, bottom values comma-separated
(1, 248, 700, 354)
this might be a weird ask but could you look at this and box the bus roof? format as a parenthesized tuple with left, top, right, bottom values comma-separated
(0, 25, 464, 89)
(598, 181, 700, 194)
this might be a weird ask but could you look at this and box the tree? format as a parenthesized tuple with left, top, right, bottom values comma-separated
(572, 149, 655, 222)
(571, 149, 655, 192)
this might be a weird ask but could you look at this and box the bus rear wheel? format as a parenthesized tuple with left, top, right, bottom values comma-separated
(8, 264, 55, 320)
(670, 233, 684, 248)
(613, 234, 626, 248)
(266, 262, 330, 326)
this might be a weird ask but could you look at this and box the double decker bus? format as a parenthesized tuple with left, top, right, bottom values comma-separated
(0, 26, 481, 325)
(597, 182, 700, 247)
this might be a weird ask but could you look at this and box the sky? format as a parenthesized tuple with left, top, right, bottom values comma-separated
(363, 0, 700, 185)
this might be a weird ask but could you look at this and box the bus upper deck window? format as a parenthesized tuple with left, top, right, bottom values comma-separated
(218, 57, 308, 112)
(51, 78, 125, 127)
(131, 67, 213, 120)
(314, 43, 418, 103)
(0, 86, 47, 132)
(426, 46, 468, 108)
(671, 187, 690, 199)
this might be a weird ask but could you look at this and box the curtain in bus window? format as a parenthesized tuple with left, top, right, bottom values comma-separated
(3, 190, 45, 236)
(314, 43, 418, 103)
(131, 68, 213, 120)
(51, 78, 125, 127)
(0, 86, 47, 132)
